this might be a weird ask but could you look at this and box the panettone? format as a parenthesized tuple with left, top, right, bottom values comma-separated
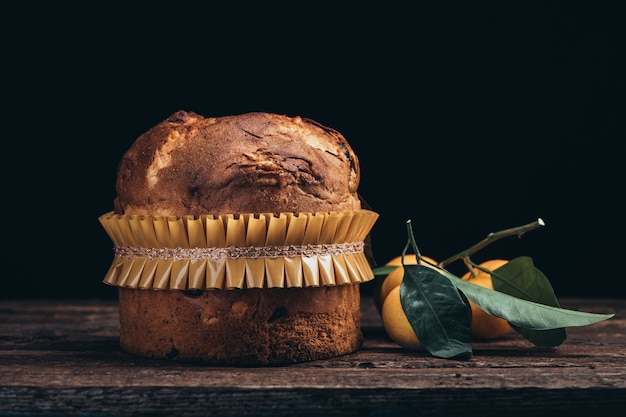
(100, 110, 378, 365)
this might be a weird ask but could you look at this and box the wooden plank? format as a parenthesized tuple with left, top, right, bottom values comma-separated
(1, 297, 624, 416)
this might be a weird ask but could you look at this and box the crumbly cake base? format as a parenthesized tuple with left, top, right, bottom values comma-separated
(117, 284, 363, 365)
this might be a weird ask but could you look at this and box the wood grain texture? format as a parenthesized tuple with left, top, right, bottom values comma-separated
(1, 297, 624, 416)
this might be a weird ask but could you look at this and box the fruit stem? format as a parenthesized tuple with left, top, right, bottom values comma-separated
(402, 220, 422, 263)
(439, 218, 545, 268)
(462, 257, 479, 278)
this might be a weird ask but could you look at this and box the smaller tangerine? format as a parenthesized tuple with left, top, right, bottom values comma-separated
(461, 259, 513, 339)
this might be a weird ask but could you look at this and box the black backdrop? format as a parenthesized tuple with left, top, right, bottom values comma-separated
(3, 3, 622, 300)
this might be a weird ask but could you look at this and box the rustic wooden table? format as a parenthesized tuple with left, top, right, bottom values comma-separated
(1, 296, 624, 417)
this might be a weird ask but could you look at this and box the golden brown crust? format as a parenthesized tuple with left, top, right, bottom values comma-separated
(118, 285, 363, 365)
(114, 111, 361, 217)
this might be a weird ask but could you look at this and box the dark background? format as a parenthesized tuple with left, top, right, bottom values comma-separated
(2, 3, 622, 300)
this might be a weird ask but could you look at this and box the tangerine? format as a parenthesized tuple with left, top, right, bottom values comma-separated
(374, 254, 439, 314)
(461, 259, 513, 339)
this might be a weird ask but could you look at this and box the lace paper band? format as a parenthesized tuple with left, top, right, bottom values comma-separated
(114, 242, 365, 262)
(99, 210, 379, 290)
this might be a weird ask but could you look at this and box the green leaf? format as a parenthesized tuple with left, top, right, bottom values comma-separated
(371, 265, 399, 276)
(442, 269, 614, 342)
(491, 257, 558, 304)
(400, 264, 472, 359)
(491, 257, 566, 346)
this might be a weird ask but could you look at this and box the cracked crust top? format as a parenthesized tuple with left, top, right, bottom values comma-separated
(114, 111, 362, 217)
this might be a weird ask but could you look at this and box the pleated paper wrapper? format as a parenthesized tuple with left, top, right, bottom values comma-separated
(99, 210, 379, 290)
